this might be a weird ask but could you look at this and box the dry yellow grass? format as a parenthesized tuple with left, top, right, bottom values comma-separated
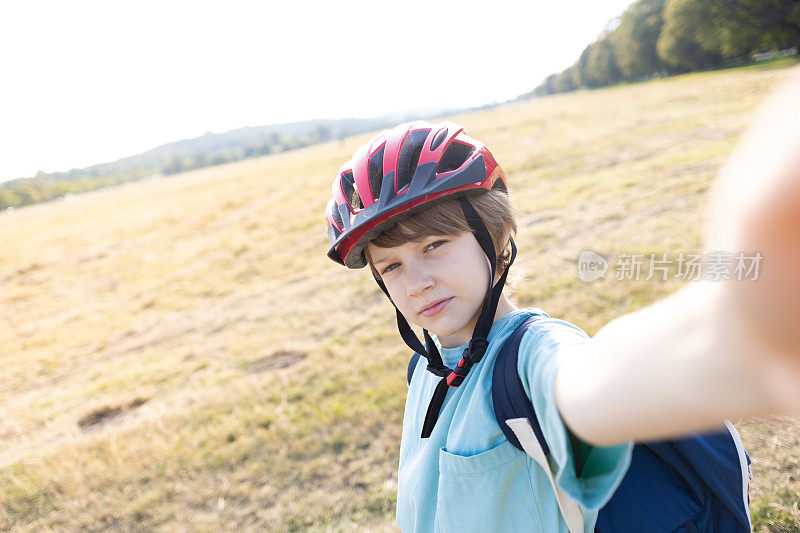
(1, 60, 799, 531)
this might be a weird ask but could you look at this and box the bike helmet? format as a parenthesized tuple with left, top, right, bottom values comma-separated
(325, 121, 507, 268)
(324, 120, 517, 437)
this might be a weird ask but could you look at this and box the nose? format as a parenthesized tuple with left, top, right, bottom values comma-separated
(405, 260, 435, 297)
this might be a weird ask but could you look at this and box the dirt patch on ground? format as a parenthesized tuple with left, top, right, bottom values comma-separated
(245, 351, 307, 373)
(78, 397, 149, 429)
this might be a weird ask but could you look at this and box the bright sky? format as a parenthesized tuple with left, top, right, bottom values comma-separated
(0, 0, 633, 182)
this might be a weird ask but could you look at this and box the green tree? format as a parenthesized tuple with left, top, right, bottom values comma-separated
(707, 0, 800, 59)
(611, 0, 668, 79)
(13, 179, 49, 206)
(552, 67, 578, 93)
(764, 0, 800, 50)
(533, 74, 558, 96)
(657, 0, 723, 70)
(583, 34, 623, 87)
(0, 188, 21, 209)
(659, 0, 800, 66)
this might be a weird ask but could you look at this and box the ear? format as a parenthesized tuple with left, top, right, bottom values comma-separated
(493, 231, 513, 285)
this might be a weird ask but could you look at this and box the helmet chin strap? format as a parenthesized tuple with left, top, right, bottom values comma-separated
(371, 197, 517, 438)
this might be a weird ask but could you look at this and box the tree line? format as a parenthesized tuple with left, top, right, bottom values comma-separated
(161, 126, 335, 175)
(535, 0, 800, 96)
(0, 125, 336, 210)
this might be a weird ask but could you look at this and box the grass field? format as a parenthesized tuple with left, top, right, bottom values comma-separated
(1, 59, 799, 531)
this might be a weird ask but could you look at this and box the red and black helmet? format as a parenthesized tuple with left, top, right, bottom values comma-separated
(325, 120, 508, 268)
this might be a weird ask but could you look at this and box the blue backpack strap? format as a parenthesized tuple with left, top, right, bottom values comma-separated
(407, 352, 421, 386)
(492, 315, 550, 455)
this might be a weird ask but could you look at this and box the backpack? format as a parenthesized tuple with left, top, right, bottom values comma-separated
(407, 315, 753, 533)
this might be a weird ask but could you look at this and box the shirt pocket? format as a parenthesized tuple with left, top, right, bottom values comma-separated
(436, 439, 543, 533)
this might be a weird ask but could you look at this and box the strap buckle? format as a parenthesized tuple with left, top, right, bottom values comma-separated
(465, 337, 489, 364)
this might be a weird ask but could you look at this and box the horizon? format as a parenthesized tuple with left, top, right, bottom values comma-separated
(0, 0, 634, 183)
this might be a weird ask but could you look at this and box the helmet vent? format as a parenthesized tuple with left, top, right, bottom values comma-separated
(436, 141, 474, 174)
(331, 201, 345, 230)
(491, 176, 507, 193)
(368, 146, 385, 202)
(340, 171, 362, 211)
(397, 129, 431, 191)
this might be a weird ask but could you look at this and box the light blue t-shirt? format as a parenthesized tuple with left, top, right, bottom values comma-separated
(396, 308, 633, 532)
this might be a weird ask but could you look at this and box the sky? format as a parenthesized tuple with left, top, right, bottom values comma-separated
(0, 0, 634, 182)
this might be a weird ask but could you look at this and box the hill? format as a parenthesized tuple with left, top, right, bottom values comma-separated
(1, 64, 799, 531)
(0, 109, 452, 210)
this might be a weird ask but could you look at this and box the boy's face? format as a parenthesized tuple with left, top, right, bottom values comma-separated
(367, 231, 491, 349)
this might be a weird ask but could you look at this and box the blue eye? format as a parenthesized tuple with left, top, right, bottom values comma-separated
(381, 240, 446, 275)
(426, 240, 446, 251)
(382, 262, 400, 274)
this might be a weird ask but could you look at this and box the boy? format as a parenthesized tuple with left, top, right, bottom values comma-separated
(323, 68, 800, 531)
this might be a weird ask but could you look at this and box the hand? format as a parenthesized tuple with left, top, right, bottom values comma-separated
(705, 66, 800, 408)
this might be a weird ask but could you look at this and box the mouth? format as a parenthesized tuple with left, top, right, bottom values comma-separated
(418, 297, 453, 317)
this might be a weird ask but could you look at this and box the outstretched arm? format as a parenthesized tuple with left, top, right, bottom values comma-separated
(555, 66, 800, 446)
